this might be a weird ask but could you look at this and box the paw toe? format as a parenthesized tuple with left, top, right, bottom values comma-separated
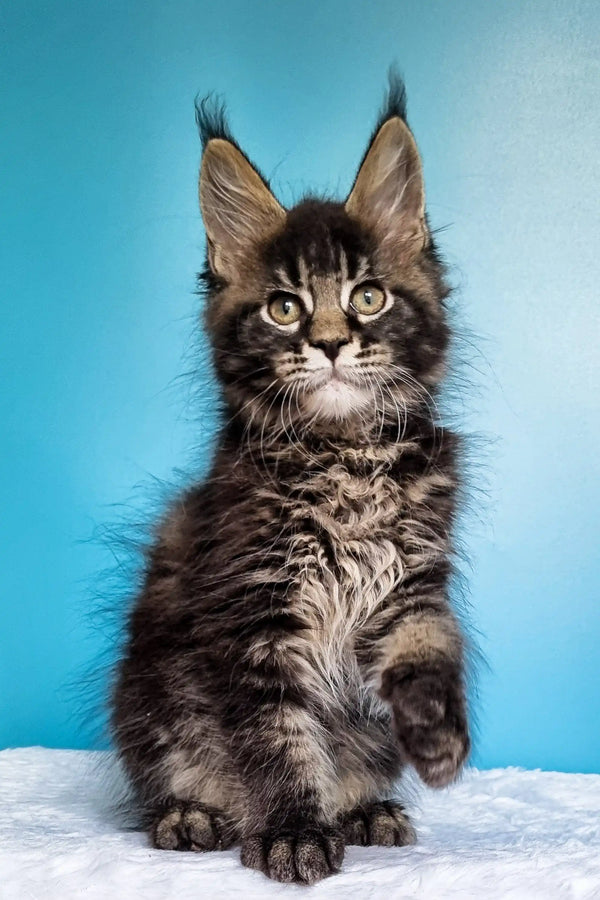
(183, 807, 217, 851)
(153, 809, 185, 850)
(387, 804, 417, 846)
(267, 836, 296, 882)
(369, 810, 398, 846)
(323, 829, 345, 869)
(295, 838, 330, 884)
(240, 835, 266, 872)
(343, 812, 368, 845)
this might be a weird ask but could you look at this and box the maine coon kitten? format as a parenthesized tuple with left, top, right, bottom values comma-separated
(111, 77, 471, 885)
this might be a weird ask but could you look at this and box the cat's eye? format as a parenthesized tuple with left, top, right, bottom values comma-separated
(267, 294, 303, 326)
(349, 283, 386, 316)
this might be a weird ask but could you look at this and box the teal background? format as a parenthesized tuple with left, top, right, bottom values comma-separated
(1, 0, 599, 772)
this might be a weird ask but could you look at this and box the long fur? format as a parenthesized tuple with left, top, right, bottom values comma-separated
(111, 75, 472, 885)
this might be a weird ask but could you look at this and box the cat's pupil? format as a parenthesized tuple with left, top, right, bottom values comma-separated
(363, 291, 373, 305)
(282, 300, 292, 316)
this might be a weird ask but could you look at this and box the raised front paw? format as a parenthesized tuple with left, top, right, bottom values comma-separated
(241, 825, 344, 884)
(381, 661, 470, 788)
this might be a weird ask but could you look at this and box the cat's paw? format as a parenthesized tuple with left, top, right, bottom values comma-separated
(381, 661, 470, 788)
(342, 800, 416, 847)
(241, 825, 344, 884)
(152, 801, 236, 851)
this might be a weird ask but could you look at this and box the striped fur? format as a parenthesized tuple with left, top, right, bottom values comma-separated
(111, 77, 471, 884)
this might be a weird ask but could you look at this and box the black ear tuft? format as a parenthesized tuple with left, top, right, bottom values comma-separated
(194, 93, 234, 148)
(349, 68, 410, 189)
(376, 66, 408, 130)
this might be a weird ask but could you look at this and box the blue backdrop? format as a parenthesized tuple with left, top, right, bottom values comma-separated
(1, 0, 598, 773)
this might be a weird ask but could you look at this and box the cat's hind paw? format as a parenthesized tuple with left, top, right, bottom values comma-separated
(342, 800, 416, 847)
(152, 801, 236, 851)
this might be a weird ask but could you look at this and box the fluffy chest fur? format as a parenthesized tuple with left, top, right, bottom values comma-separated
(282, 450, 405, 680)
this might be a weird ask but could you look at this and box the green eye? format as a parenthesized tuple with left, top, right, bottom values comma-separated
(268, 294, 303, 326)
(350, 283, 386, 316)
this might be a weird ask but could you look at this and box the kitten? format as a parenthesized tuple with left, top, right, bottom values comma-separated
(111, 76, 471, 885)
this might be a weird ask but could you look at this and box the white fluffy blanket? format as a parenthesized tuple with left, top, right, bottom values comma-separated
(1, 748, 598, 899)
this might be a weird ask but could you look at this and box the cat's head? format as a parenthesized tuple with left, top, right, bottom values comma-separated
(197, 79, 450, 441)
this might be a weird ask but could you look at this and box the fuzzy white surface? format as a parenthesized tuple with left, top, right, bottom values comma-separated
(0, 748, 599, 899)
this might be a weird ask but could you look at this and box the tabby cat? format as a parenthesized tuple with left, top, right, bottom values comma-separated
(112, 77, 471, 884)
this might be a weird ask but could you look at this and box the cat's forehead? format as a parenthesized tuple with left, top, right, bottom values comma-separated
(263, 200, 373, 297)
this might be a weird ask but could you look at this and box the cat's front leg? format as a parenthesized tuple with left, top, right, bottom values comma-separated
(361, 588, 470, 788)
(215, 651, 345, 883)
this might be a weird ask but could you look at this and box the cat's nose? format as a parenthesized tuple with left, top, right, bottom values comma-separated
(311, 338, 349, 363)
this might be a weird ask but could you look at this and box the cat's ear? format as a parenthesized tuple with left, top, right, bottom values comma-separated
(199, 139, 285, 278)
(345, 117, 427, 257)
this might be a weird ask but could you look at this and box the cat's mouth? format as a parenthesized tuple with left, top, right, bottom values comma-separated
(300, 366, 372, 420)
(305, 365, 354, 387)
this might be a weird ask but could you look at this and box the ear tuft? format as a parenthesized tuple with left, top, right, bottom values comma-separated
(194, 93, 234, 148)
(377, 67, 408, 128)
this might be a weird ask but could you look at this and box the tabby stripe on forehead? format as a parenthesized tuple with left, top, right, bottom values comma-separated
(281, 251, 301, 288)
(274, 267, 298, 293)
(337, 246, 349, 284)
(342, 245, 364, 282)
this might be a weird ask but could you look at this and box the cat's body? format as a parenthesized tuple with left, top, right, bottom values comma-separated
(112, 79, 471, 884)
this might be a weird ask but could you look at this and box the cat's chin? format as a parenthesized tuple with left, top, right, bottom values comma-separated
(300, 380, 372, 423)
